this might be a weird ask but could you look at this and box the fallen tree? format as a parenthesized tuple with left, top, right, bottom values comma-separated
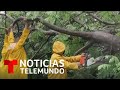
(1, 14, 120, 78)
(33, 17, 120, 55)
(2, 16, 120, 55)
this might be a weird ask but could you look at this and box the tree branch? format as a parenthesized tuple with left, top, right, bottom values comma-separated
(31, 29, 59, 36)
(86, 12, 118, 25)
(0, 12, 14, 21)
(74, 40, 94, 55)
(34, 17, 92, 39)
(72, 17, 86, 28)
(43, 30, 59, 35)
(30, 35, 52, 59)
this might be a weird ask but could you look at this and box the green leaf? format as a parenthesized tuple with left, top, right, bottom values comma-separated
(98, 64, 111, 70)
(26, 12, 32, 18)
(109, 56, 119, 64)
(45, 17, 56, 24)
(66, 25, 76, 30)
(53, 34, 69, 41)
(116, 62, 120, 68)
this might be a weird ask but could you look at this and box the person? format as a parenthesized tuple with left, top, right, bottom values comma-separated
(48, 41, 86, 79)
(0, 18, 31, 79)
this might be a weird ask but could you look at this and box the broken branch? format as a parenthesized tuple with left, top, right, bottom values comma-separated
(0, 12, 14, 21)
(34, 17, 92, 39)
(86, 12, 118, 25)
(74, 40, 94, 55)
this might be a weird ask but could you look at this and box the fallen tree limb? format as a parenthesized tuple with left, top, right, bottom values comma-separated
(30, 35, 52, 59)
(72, 17, 86, 28)
(0, 15, 23, 32)
(74, 40, 94, 55)
(0, 27, 59, 37)
(0, 12, 14, 21)
(31, 29, 59, 36)
(1, 16, 120, 55)
(86, 12, 119, 25)
(43, 30, 59, 35)
(34, 17, 120, 54)
(34, 17, 92, 39)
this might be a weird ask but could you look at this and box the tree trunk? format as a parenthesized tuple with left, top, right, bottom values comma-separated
(37, 17, 120, 54)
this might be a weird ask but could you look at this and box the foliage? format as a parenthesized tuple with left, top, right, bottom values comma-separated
(0, 11, 120, 79)
(97, 56, 120, 79)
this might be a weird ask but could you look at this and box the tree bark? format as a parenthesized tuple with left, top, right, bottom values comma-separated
(74, 41, 94, 55)
(36, 17, 120, 54)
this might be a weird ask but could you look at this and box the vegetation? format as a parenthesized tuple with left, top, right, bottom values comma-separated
(0, 11, 120, 79)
